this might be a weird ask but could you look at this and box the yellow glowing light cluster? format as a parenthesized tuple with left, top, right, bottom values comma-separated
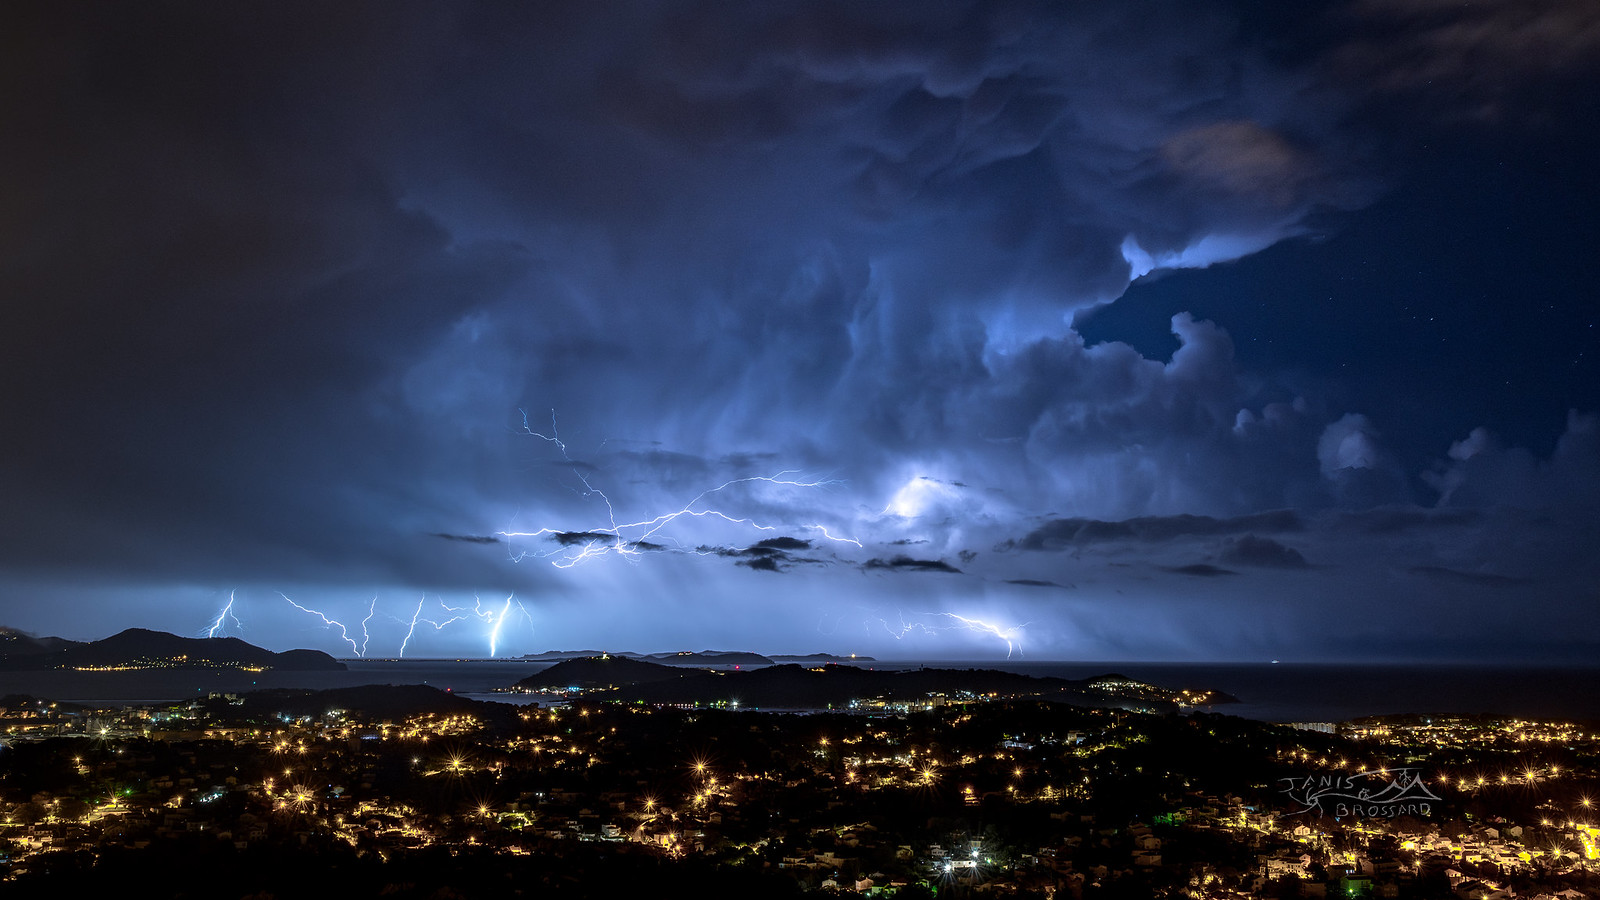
(1580, 825, 1599, 861)
(71, 656, 267, 673)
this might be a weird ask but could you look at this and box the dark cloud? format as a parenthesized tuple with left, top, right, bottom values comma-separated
(550, 532, 622, 547)
(0, 0, 1361, 591)
(694, 537, 830, 573)
(751, 537, 812, 552)
(0, 1, 1594, 661)
(863, 556, 963, 575)
(1331, 0, 1600, 125)
(548, 533, 664, 554)
(1217, 534, 1309, 569)
(1005, 579, 1074, 590)
(1163, 563, 1238, 577)
(430, 533, 502, 545)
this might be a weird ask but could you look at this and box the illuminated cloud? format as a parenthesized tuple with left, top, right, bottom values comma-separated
(1425, 412, 1600, 510)
(0, 1, 1594, 661)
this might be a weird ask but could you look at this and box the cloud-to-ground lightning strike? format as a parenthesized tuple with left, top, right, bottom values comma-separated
(357, 597, 377, 657)
(487, 595, 513, 658)
(398, 595, 426, 658)
(856, 610, 1030, 658)
(408, 594, 532, 658)
(202, 590, 243, 638)
(941, 614, 1029, 658)
(267, 592, 534, 658)
(505, 409, 860, 565)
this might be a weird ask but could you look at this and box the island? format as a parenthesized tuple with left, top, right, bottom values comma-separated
(0, 627, 346, 673)
(508, 655, 1234, 712)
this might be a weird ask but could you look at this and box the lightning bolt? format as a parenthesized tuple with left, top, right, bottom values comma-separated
(942, 613, 1028, 658)
(202, 590, 243, 638)
(863, 610, 1029, 658)
(423, 598, 478, 631)
(280, 592, 362, 656)
(503, 409, 858, 567)
(805, 524, 863, 549)
(398, 595, 426, 658)
(487, 594, 513, 658)
(357, 597, 377, 657)
(410, 594, 531, 657)
(519, 408, 571, 458)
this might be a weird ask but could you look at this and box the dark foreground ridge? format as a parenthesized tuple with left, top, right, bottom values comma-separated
(516, 656, 1236, 711)
(0, 626, 345, 672)
(202, 684, 524, 729)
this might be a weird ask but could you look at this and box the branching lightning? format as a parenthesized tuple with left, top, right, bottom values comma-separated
(504, 409, 858, 566)
(408, 594, 533, 658)
(254, 411, 867, 657)
(202, 590, 243, 638)
(281, 592, 532, 658)
(280, 592, 363, 657)
(860, 610, 1030, 658)
(941, 613, 1029, 658)
(421, 599, 475, 633)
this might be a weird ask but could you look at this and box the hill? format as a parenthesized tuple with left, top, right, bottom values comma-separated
(516, 660, 1235, 711)
(642, 650, 774, 666)
(202, 684, 507, 724)
(771, 652, 877, 663)
(518, 649, 623, 661)
(0, 627, 345, 672)
(528, 655, 696, 688)
(0, 626, 84, 659)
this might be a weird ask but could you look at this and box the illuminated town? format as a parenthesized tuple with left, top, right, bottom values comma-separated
(4, 0, 1600, 897)
(3, 681, 1598, 898)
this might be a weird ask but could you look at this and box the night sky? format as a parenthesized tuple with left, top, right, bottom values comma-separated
(3, 1, 1597, 662)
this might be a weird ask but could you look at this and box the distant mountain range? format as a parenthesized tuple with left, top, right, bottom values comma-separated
(0, 626, 345, 672)
(518, 649, 873, 665)
(515, 655, 1233, 711)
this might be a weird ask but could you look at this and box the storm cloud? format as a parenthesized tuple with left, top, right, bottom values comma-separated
(1217, 535, 1310, 569)
(0, 1, 1596, 661)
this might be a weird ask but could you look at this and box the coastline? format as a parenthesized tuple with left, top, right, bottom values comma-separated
(2, 658, 1596, 724)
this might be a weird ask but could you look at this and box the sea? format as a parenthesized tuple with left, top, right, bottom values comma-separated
(2, 659, 1597, 724)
